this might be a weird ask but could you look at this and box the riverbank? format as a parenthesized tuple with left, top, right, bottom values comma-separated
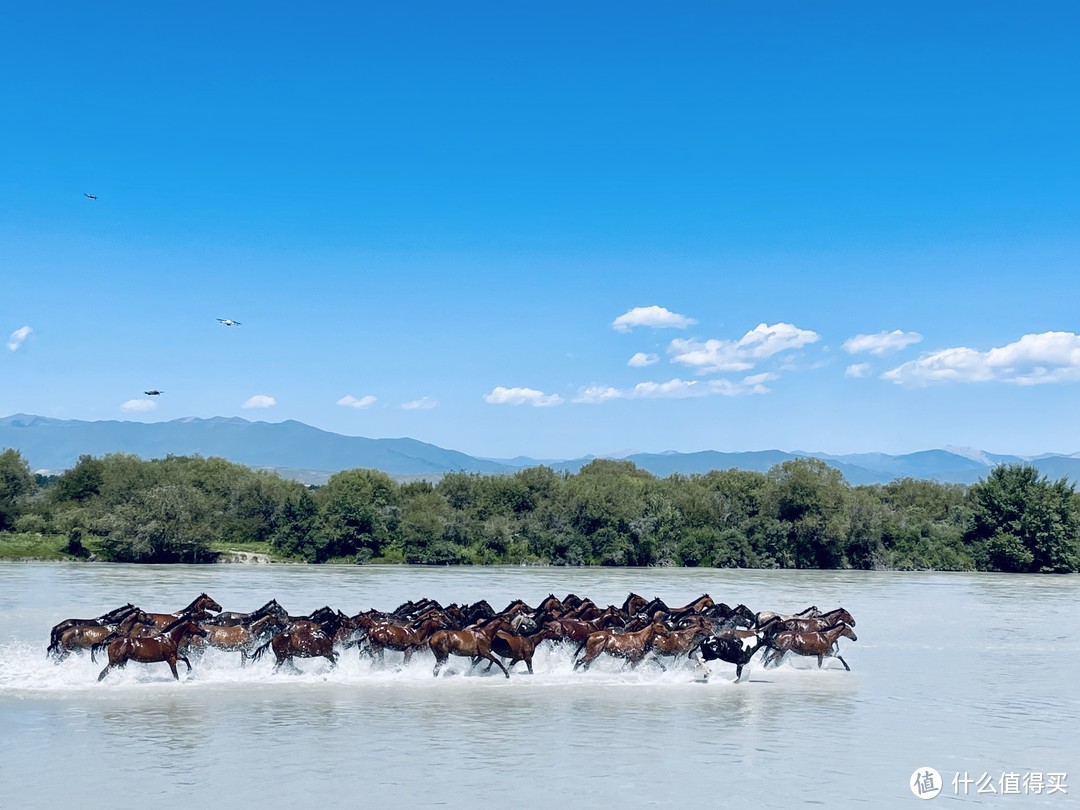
(0, 533, 289, 564)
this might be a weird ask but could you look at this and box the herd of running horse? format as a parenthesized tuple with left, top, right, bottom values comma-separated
(46, 591, 857, 683)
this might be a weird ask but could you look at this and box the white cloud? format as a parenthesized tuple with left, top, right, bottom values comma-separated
(573, 385, 625, 404)
(242, 394, 277, 409)
(742, 372, 778, 385)
(338, 394, 377, 409)
(627, 352, 659, 368)
(401, 397, 437, 410)
(7, 326, 31, 352)
(612, 306, 697, 333)
(121, 399, 157, 412)
(576, 376, 773, 403)
(484, 386, 563, 407)
(670, 322, 819, 373)
(843, 330, 923, 355)
(845, 363, 872, 378)
(883, 331, 1080, 387)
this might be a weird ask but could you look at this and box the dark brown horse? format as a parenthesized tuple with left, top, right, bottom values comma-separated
(248, 620, 338, 671)
(573, 622, 668, 671)
(97, 617, 208, 681)
(429, 628, 510, 678)
(489, 623, 562, 674)
(762, 622, 858, 670)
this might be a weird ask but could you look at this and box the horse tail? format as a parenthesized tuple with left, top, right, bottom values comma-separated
(248, 638, 274, 664)
(90, 634, 115, 664)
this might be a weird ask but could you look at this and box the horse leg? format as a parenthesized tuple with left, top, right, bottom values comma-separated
(479, 652, 510, 679)
(167, 656, 181, 680)
(178, 654, 193, 672)
(433, 655, 447, 677)
(836, 654, 851, 671)
(325, 651, 338, 667)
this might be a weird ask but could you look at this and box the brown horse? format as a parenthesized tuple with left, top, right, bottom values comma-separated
(754, 605, 820, 625)
(762, 622, 858, 671)
(647, 617, 715, 667)
(188, 614, 284, 663)
(429, 628, 510, 678)
(573, 622, 668, 671)
(48, 603, 138, 658)
(55, 609, 156, 662)
(489, 623, 562, 674)
(97, 617, 208, 681)
(775, 607, 856, 633)
(359, 613, 450, 665)
(146, 593, 223, 629)
(248, 620, 338, 671)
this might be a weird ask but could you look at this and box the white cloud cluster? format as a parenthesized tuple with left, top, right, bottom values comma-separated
(574, 374, 777, 403)
(669, 322, 819, 373)
(845, 363, 872, 378)
(122, 399, 157, 412)
(843, 329, 923, 356)
(883, 331, 1080, 387)
(243, 395, 277, 409)
(628, 352, 659, 367)
(612, 306, 697, 333)
(401, 397, 437, 410)
(338, 394, 377, 409)
(484, 386, 563, 407)
(7, 326, 31, 352)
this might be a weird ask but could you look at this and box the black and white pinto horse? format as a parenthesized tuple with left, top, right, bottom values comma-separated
(689, 628, 769, 682)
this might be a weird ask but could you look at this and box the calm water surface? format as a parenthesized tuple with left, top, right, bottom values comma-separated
(1, 564, 1077, 809)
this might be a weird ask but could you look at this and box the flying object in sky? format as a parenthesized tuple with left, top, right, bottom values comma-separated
(217, 318, 241, 327)
(144, 390, 163, 396)
(84, 193, 98, 200)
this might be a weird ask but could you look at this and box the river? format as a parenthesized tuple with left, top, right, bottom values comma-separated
(0, 563, 1076, 808)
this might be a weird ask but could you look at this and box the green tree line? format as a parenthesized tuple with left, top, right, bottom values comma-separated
(1, 448, 1078, 572)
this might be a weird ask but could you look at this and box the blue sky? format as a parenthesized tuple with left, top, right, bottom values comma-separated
(3, 2, 1079, 460)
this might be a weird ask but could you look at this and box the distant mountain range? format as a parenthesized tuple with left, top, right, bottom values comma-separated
(3, 413, 1079, 487)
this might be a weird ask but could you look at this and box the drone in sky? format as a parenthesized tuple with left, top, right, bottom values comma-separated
(217, 318, 241, 327)
(144, 390, 163, 396)
(84, 193, 98, 200)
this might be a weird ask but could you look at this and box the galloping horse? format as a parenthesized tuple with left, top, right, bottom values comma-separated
(48, 603, 138, 658)
(358, 613, 451, 665)
(647, 617, 716, 667)
(97, 616, 208, 681)
(775, 607, 856, 633)
(248, 620, 338, 671)
(690, 627, 773, 681)
(191, 613, 285, 663)
(762, 622, 858, 671)
(428, 627, 510, 678)
(489, 623, 562, 674)
(54, 609, 156, 662)
(573, 622, 668, 672)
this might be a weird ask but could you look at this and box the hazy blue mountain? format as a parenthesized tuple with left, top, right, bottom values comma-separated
(0, 414, 513, 477)
(4, 413, 1080, 486)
